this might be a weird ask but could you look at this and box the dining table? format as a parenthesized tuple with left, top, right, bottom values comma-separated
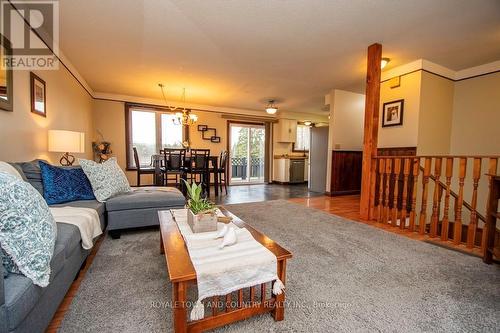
(152, 153, 220, 197)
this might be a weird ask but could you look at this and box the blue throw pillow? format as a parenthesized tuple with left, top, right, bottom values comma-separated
(39, 161, 95, 205)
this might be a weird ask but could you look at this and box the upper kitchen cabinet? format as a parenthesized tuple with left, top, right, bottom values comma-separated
(275, 119, 297, 142)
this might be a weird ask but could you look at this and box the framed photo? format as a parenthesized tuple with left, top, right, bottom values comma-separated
(210, 136, 220, 143)
(197, 124, 207, 131)
(382, 99, 404, 127)
(30, 72, 46, 117)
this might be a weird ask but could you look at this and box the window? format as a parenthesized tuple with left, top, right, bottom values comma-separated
(294, 124, 310, 151)
(126, 104, 185, 169)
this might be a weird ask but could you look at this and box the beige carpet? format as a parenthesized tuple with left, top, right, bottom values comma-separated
(60, 200, 500, 332)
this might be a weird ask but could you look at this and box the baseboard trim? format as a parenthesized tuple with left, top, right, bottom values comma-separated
(331, 190, 361, 196)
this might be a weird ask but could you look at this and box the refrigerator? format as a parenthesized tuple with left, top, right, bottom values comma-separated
(308, 126, 329, 193)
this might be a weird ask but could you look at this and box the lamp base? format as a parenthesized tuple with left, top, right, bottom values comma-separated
(60, 152, 75, 166)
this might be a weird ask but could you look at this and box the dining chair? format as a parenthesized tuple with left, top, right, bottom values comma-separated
(162, 148, 186, 188)
(218, 150, 229, 194)
(133, 147, 155, 187)
(184, 149, 211, 195)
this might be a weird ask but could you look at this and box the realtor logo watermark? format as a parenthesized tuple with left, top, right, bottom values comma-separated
(1, 0, 59, 70)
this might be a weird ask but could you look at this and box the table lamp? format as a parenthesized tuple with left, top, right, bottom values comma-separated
(48, 130, 85, 166)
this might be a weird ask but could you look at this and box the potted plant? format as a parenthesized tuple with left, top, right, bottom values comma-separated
(183, 180, 217, 233)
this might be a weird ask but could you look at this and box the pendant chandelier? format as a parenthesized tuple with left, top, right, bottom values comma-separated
(158, 83, 198, 126)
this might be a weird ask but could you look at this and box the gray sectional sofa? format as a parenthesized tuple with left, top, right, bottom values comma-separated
(0, 160, 185, 333)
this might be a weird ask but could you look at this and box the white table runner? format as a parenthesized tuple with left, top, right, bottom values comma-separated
(168, 209, 285, 320)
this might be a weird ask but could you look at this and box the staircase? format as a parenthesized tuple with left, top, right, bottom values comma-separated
(367, 155, 500, 262)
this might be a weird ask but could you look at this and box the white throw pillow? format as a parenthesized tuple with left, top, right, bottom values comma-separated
(0, 161, 23, 180)
(78, 157, 131, 202)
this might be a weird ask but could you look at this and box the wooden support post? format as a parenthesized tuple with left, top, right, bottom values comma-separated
(360, 43, 382, 220)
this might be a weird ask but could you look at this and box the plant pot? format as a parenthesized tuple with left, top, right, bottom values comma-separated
(187, 209, 217, 233)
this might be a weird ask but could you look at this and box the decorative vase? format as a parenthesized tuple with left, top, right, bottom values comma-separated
(187, 209, 217, 233)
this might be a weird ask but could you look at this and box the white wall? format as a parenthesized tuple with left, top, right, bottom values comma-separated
(0, 67, 93, 163)
(326, 89, 365, 191)
(378, 71, 421, 148)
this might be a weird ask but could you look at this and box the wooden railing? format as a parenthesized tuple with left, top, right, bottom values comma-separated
(369, 155, 499, 258)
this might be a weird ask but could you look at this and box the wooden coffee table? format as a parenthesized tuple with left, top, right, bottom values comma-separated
(159, 207, 292, 333)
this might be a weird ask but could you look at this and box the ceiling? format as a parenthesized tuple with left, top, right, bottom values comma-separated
(57, 0, 500, 114)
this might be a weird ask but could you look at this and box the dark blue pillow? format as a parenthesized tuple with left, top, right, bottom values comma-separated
(39, 161, 95, 205)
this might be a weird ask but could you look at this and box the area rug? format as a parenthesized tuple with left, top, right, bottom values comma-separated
(60, 200, 500, 332)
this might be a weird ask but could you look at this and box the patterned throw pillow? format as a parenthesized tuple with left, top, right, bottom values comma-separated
(0, 172, 57, 287)
(39, 161, 95, 205)
(79, 157, 131, 202)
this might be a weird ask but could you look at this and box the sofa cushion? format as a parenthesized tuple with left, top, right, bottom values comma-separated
(50, 199, 105, 217)
(15, 160, 45, 195)
(55, 223, 82, 259)
(39, 161, 95, 205)
(106, 187, 185, 212)
(4, 273, 43, 331)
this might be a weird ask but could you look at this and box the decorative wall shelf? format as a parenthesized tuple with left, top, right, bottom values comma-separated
(197, 124, 221, 143)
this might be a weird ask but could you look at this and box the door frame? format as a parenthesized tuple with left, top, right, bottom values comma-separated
(227, 120, 269, 185)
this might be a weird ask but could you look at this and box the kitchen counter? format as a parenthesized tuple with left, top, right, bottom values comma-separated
(273, 155, 308, 160)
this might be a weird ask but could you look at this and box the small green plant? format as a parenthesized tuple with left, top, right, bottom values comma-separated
(183, 180, 216, 215)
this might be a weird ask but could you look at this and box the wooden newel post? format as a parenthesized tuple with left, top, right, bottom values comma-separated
(360, 43, 382, 220)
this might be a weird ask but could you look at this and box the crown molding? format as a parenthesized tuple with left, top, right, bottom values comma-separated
(93, 92, 271, 117)
(381, 59, 500, 82)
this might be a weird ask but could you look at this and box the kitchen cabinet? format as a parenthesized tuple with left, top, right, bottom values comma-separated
(275, 119, 297, 143)
(272, 156, 308, 183)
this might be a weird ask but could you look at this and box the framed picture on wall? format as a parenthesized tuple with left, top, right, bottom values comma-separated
(30, 72, 46, 117)
(382, 99, 404, 127)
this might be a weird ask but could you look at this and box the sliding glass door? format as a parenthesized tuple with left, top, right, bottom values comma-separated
(229, 123, 266, 184)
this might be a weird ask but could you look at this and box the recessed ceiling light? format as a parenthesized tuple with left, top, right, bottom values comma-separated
(381, 57, 391, 69)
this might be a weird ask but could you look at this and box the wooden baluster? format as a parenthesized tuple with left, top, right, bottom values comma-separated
(441, 158, 454, 241)
(261, 283, 267, 303)
(400, 158, 411, 230)
(377, 159, 386, 223)
(430, 158, 443, 238)
(225, 293, 232, 312)
(383, 159, 392, 225)
(466, 158, 482, 248)
(482, 158, 498, 257)
(391, 159, 401, 226)
(409, 158, 420, 232)
(418, 158, 432, 234)
(453, 157, 467, 245)
(369, 158, 378, 220)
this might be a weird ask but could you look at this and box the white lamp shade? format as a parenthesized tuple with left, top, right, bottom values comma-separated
(48, 130, 85, 153)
